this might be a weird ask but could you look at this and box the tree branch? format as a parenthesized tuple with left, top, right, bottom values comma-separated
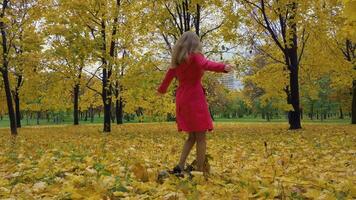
(200, 21, 224, 41)
(298, 28, 309, 64)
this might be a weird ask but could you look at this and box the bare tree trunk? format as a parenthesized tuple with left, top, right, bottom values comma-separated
(0, 0, 17, 135)
(352, 80, 356, 124)
(286, 3, 301, 129)
(90, 105, 94, 123)
(73, 84, 80, 125)
(36, 111, 40, 125)
(116, 97, 123, 124)
(1, 70, 17, 134)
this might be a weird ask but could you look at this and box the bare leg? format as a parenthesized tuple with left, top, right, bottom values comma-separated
(195, 132, 206, 172)
(178, 133, 196, 169)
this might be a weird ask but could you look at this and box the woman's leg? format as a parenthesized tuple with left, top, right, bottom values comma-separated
(195, 132, 206, 172)
(178, 132, 196, 169)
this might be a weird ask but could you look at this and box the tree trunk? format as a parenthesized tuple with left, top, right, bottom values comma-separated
(300, 108, 303, 120)
(102, 74, 111, 132)
(0, 0, 17, 135)
(116, 97, 123, 124)
(73, 84, 80, 125)
(46, 112, 50, 122)
(1, 70, 17, 135)
(352, 80, 356, 124)
(13, 74, 23, 128)
(84, 110, 88, 121)
(14, 90, 21, 128)
(286, 9, 302, 130)
(103, 102, 111, 132)
(36, 111, 40, 125)
(90, 106, 94, 123)
(111, 102, 115, 123)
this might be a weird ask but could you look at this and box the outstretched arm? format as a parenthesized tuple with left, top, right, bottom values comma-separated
(203, 59, 227, 72)
(193, 53, 228, 73)
(157, 68, 176, 94)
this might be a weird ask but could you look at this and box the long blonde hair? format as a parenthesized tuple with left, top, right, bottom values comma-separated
(171, 31, 202, 68)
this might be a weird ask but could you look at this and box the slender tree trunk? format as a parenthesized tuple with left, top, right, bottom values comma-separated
(73, 84, 80, 125)
(103, 104, 112, 127)
(90, 106, 94, 123)
(111, 103, 115, 123)
(46, 112, 49, 122)
(14, 90, 21, 128)
(102, 72, 111, 132)
(36, 111, 40, 125)
(13, 74, 23, 128)
(195, 4, 201, 36)
(310, 102, 314, 120)
(300, 108, 303, 120)
(1, 70, 17, 134)
(116, 97, 123, 124)
(0, 0, 17, 135)
(352, 80, 356, 124)
(84, 110, 88, 121)
(100, 0, 119, 132)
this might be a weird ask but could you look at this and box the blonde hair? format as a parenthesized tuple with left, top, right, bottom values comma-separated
(171, 31, 202, 68)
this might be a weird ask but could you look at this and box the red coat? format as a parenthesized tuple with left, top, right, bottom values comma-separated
(158, 53, 227, 132)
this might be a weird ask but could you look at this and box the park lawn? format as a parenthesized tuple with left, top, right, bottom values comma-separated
(0, 116, 352, 128)
(0, 123, 355, 199)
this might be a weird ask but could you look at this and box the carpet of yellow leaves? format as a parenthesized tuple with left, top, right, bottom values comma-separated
(0, 123, 355, 199)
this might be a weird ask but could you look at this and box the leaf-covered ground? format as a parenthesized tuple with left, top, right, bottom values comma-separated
(0, 123, 355, 199)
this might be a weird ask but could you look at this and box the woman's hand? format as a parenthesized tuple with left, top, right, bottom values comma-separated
(224, 64, 233, 72)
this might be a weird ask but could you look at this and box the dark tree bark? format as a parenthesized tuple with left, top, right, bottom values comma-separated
(0, 0, 17, 135)
(84, 110, 88, 121)
(111, 102, 115, 123)
(352, 80, 356, 124)
(89, 105, 94, 123)
(101, 0, 121, 132)
(116, 97, 123, 124)
(101, 20, 112, 132)
(13, 50, 24, 128)
(194, 4, 201, 36)
(339, 39, 355, 124)
(14, 75, 22, 128)
(285, 2, 301, 129)
(73, 83, 80, 125)
(310, 102, 314, 120)
(36, 111, 40, 125)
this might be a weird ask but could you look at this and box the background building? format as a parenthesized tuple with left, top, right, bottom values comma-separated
(219, 72, 242, 90)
